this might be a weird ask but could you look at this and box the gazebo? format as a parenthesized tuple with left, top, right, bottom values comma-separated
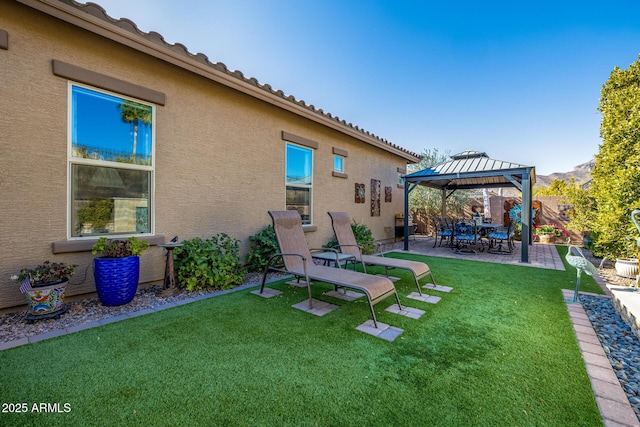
(402, 150, 536, 263)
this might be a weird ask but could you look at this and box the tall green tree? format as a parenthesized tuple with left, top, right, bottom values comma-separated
(407, 148, 471, 231)
(589, 54, 640, 258)
(534, 179, 570, 196)
(566, 183, 594, 240)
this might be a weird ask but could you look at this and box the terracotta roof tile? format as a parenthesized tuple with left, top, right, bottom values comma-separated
(64, 0, 420, 160)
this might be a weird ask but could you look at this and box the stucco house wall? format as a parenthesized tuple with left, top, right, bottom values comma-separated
(0, 0, 419, 309)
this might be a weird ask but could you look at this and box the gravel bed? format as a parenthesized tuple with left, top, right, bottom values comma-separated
(580, 293, 640, 421)
(0, 242, 407, 344)
(0, 271, 281, 344)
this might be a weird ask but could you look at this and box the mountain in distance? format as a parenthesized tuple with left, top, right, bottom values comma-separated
(535, 159, 595, 188)
(496, 159, 595, 197)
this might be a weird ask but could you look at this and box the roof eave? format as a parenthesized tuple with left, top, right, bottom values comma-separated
(19, 0, 421, 163)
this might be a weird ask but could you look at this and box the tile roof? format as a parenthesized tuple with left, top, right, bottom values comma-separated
(55, 0, 421, 161)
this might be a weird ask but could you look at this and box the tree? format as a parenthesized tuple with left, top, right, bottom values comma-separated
(589, 55, 640, 259)
(407, 148, 472, 232)
(118, 100, 152, 163)
(534, 179, 570, 196)
(565, 181, 594, 236)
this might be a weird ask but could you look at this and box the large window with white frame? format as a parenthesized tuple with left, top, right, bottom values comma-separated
(69, 84, 154, 237)
(285, 143, 313, 225)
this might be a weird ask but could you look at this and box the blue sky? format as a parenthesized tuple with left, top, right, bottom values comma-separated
(94, 0, 640, 176)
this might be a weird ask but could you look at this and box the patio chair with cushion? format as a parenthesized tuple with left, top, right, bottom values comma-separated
(328, 211, 439, 296)
(452, 221, 481, 254)
(432, 217, 453, 248)
(487, 219, 515, 255)
(258, 210, 402, 328)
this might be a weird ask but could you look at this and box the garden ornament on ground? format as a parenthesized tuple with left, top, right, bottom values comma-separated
(565, 239, 599, 303)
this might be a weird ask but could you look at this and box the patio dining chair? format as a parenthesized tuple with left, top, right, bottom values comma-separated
(432, 217, 453, 248)
(328, 211, 439, 296)
(258, 210, 402, 328)
(453, 221, 481, 254)
(487, 219, 515, 255)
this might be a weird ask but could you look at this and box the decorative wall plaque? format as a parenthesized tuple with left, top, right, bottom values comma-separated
(371, 179, 380, 216)
(384, 186, 392, 203)
(355, 183, 365, 203)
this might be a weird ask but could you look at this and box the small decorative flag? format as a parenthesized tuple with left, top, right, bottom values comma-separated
(19, 276, 32, 294)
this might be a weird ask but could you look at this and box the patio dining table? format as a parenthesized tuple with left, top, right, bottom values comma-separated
(453, 222, 503, 253)
(476, 223, 503, 233)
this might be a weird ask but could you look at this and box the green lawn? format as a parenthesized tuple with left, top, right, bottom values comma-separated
(0, 250, 604, 426)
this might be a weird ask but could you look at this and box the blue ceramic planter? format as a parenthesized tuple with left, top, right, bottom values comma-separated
(93, 256, 140, 306)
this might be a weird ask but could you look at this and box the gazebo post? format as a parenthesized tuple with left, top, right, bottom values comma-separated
(441, 188, 447, 217)
(520, 171, 532, 263)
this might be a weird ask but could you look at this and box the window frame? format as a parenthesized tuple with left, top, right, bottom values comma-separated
(285, 142, 314, 226)
(333, 155, 344, 173)
(67, 82, 156, 239)
(398, 167, 406, 188)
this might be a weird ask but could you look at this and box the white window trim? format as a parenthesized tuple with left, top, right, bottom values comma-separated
(66, 82, 156, 239)
(285, 142, 314, 226)
(333, 155, 344, 173)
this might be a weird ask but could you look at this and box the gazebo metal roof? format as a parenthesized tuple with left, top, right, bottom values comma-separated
(402, 150, 536, 263)
(403, 150, 536, 190)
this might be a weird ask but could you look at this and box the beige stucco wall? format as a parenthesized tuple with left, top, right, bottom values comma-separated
(0, 2, 412, 309)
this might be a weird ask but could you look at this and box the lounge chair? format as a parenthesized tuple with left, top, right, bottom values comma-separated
(327, 211, 438, 296)
(259, 210, 402, 328)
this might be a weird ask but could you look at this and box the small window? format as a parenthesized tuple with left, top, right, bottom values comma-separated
(69, 84, 154, 237)
(286, 143, 313, 225)
(397, 168, 406, 187)
(334, 155, 344, 173)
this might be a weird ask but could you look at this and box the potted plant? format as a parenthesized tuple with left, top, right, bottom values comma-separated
(12, 261, 77, 318)
(612, 238, 639, 279)
(535, 223, 567, 244)
(92, 236, 149, 306)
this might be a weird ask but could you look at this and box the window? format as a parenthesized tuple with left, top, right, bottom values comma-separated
(69, 84, 154, 237)
(398, 167, 406, 187)
(334, 155, 344, 173)
(286, 143, 313, 225)
(331, 147, 348, 178)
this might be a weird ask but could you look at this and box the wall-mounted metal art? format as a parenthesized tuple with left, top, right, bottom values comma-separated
(384, 186, 392, 203)
(371, 179, 380, 216)
(355, 183, 365, 203)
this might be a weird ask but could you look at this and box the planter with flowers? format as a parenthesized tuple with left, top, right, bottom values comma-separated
(92, 236, 149, 306)
(13, 261, 77, 319)
(535, 223, 567, 244)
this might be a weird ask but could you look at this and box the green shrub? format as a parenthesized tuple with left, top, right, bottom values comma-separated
(246, 225, 279, 272)
(173, 233, 245, 291)
(92, 236, 149, 257)
(325, 220, 375, 255)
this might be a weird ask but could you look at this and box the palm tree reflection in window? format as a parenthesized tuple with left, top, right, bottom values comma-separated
(117, 100, 152, 164)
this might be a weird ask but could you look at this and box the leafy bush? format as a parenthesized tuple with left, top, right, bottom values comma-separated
(76, 198, 113, 231)
(173, 233, 245, 291)
(325, 220, 375, 255)
(92, 236, 149, 257)
(246, 225, 279, 272)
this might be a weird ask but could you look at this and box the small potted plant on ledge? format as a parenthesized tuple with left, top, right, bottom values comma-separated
(13, 261, 77, 320)
(92, 236, 149, 306)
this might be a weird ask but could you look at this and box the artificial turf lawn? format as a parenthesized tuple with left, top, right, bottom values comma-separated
(0, 249, 604, 426)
